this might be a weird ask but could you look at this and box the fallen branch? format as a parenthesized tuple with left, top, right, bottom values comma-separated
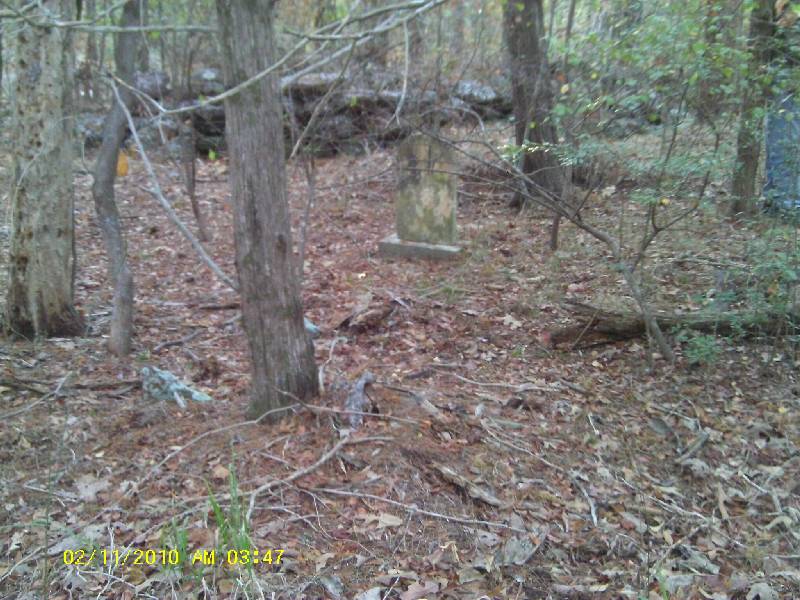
(153, 328, 202, 353)
(311, 487, 529, 534)
(133, 404, 301, 493)
(545, 301, 797, 349)
(303, 403, 420, 425)
(246, 434, 380, 521)
(0, 372, 72, 420)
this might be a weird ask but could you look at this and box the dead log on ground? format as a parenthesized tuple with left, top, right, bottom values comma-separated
(545, 301, 798, 349)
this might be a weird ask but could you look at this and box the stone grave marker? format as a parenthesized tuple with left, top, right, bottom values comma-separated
(379, 133, 462, 260)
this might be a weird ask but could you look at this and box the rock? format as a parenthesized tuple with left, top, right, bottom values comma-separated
(76, 112, 106, 148)
(190, 68, 225, 97)
(448, 95, 471, 113)
(133, 115, 181, 148)
(180, 70, 510, 156)
(185, 101, 226, 152)
(133, 71, 171, 99)
(455, 80, 500, 105)
(282, 72, 341, 97)
(747, 582, 779, 600)
(454, 80, 512, 115)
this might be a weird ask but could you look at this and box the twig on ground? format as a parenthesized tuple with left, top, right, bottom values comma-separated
(22, 485, 78, 505)
(571, 476, 598, 527)
(133, 405, 300, 493)
(0, 545, 45, 585)
(311, 487, 529, 534)
(247, 435, 374, 521)
(0, 372, 72, 420)
(303, 403, 420, 425)
(153, 328, 202, 353)
(651, 524, 704, 577)
(445, 372, 551, 393)
(482, 420, 567, 476)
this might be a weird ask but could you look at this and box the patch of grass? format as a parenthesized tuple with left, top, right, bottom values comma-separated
(208, 466, 252, 560)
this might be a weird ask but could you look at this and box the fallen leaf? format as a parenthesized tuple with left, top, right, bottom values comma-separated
(377, 513, 404, 529)
(75, 474, 110, 502)
(400, 580, 439, 600)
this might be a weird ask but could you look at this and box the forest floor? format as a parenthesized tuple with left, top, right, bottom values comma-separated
(1, 122, 799, 600)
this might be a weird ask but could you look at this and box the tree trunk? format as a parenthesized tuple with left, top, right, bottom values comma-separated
(731, 0, 774, 216)
(360, 0, 389, 69)
(85, 0, 97, 102)
(216, 0, 319, 418)
(6, 0, 83, 338)
(138, 0, 150, 72)
(157, 0, 166, 71)
(450, 1, 464, 60)
(0, 25, 4, 99)
(179, 117, 209, 241)
(503, 0, 565, 208)
(91, 0, 144, 356)
(313, 0, 336, 29)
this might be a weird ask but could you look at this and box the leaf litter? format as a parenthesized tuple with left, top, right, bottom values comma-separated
(0, 139, 797, 599)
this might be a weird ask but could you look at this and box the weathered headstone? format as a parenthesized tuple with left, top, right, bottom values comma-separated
(379, 134, 462, 260)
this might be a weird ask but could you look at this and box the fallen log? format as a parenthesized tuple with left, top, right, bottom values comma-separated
(544, 301, 798, 349)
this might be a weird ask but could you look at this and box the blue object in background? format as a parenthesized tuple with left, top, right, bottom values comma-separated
(764, 91, 800, 211)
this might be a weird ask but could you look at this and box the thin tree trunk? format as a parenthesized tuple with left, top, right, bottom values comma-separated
(138, 0, 149, 71)
(157, 0, 165, 70)
(731, 0, 774, 215)
(0, 25, 4, 99)
(216, 0, 318, 418)
(85, 0, 97, 101)
(503, 0, 565, 208)
(360, 0, 389, 68)
(98, 0, 108, 102)
(451, 0, 465, 58)
(562, 0, 578, 76)
(546, 0, 557, 51)
(6, 0, 83, 337)
(179, 118, 209, 241)
(91, 0, 144, 356)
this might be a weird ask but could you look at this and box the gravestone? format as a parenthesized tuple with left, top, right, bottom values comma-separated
(764, 92, 800, 211)
(379, 134, 462, 260)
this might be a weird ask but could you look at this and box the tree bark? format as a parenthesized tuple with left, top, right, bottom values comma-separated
(6, 0, 83, 338)
(84, 0, 97, 102)
(137, 0, 150, 72)
(179, 117, 209, 241)
(503, 0, 565, 208)
(91, 0, 144, 356)
(216, 0, 319, 418)
(0, 25, 4, 99)
(451, 1, 464, 58)
(360, 0, 390, 68)
(731, 0, 774, 216)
